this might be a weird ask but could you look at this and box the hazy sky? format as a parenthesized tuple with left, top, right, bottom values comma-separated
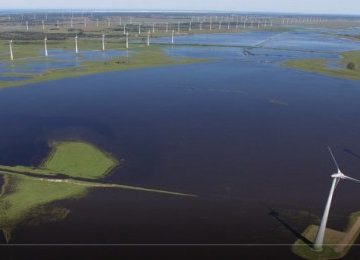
(1, 0, 360, 15)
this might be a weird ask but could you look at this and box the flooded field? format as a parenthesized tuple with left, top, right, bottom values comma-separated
(1, 26, 360, 259)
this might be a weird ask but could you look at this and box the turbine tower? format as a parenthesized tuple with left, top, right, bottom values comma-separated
(26, 21, 29, 31)
(126, 32, 129, 49)
(147, 31, 150, 46)
(171, 30, 175, 44)
(314, 147, 360, 251)
(44, 37, 48, 57)
(75, 35, 79, 54)
(9, 40, 13, 61)
(42, 20, 45, 31)
(102, 34, 105, 51)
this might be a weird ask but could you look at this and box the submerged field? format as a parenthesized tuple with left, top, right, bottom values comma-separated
(1, 18, 360, 258)
(0, 140, 194, 242)
(0, 140, 117, 242)
(0, 44, 203, 89)
(284, 50, 360, 80)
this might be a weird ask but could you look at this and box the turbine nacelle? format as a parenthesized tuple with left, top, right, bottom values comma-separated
(331, 171, 346, 179)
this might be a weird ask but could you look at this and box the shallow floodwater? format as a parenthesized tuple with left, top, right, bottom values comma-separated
(1, 29, 360, 258)
(0, 49, 126, 75)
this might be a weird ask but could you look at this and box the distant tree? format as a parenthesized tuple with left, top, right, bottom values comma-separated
(347, 62, 356, 70)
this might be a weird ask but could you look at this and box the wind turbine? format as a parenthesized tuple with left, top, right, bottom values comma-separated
(42, 20, 45, 31)
(102, 34, 105, 51)
(26, 21, 29, 31)
(126, 32, 129, 49)
(75, 35, 79, 54)
(171, 30, 174, 44)
(44, 36, 48, 57)
(9, 40, 13, 61)
(314, 147, 360, 251)
(147, 30, 150, 46)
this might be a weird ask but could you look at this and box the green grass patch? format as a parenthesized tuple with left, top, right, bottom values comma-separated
(283, 50, 360, 80)
(0, 139, 195, 241)
(41, 141, 118, 179)
(292, 212, 360, 259)
(0, 45, 203, 89)
(0, 140, 118, 241)
(0, 174, 87, 242)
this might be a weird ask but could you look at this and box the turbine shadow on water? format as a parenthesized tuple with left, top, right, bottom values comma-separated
(344, 148, 360, 160)
(269, 208, 314, 247)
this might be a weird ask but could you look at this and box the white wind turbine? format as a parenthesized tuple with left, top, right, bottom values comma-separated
(9, 40, 14, 61)
(314, 147, 360, 251)
(44, 36, 48, 57)
(126, 32, 129, 49)
(102, 34, 105, 51)
(147, 30, 150, 46)
(75, 35, 79, 54)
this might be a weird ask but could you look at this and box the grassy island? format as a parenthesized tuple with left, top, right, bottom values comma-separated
(284, 50, 360, 80)
(292, 212, 360, 259)
(0, 140, 195, 242)
(41, 141, 118, 179)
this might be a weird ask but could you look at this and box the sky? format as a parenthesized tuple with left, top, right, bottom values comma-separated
(1, 0, 359, 15)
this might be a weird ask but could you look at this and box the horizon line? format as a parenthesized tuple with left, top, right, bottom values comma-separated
(0, 9, 359, 16)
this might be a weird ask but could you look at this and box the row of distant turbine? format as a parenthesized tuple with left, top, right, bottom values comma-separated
(12, 15, 329, 31)
(8, 31, 174, 61)
(18, 19, 278, 32)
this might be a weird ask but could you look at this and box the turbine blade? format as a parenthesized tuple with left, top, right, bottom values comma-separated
(328, 146, 340, 171)
(343, 175, 360, 183)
